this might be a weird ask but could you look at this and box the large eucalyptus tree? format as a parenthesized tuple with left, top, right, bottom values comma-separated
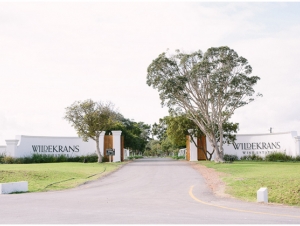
(147, 46, 261, 162)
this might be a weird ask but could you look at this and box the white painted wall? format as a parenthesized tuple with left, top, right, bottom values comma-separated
(6, 135, 97, 158)
(178, 148, 186, 157)
(124, 149, 129, 159)
(1, 131, 123, 159)
(206, 131, 300, 160)
(0, 146, 6, 155)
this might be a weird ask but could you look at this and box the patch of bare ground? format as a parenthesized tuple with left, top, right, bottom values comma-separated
(189, 161, 232, 198)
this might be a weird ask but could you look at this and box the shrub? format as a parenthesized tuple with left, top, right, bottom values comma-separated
(102, 156, 109, 162)
(0, 153, 5, 163)
(133, 155, 143, 159)
(265, 152, 294, 162)
(172, 155, 185, 160)
(224, 154, 238, 162)
(240, 154, 263, 161)
(0, 153, 98, 164)
(2, 156, 15, 164)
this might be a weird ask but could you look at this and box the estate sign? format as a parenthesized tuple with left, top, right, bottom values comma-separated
(106, 148, 115, 156)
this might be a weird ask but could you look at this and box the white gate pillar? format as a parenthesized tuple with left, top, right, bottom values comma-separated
(112, 131, 122, 162)
(190, 137, 198, 161)
(5, 140, 19, 157)
(99, 131, 106, 156)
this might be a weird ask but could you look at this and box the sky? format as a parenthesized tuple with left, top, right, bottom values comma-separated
(1, 1, 300, 144)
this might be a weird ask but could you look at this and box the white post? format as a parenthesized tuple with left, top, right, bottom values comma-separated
(190, 136, 198, 161)
(257, 187, 268, 203)
(112, 130, 122, 162)
(99, 131, 106, 156)
(5, 140, 19, 157)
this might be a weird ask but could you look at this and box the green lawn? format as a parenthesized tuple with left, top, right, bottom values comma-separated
(0, 162, 125, 192)
(198, 161, 300, 206)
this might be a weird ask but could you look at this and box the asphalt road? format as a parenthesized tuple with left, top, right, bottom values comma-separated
(0, 157, 299, 224)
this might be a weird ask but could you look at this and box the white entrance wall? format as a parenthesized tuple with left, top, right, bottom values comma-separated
(124, 149, 129, 159)
(0, 131, 123, 159)
(6, 135, 97, 158)
(206, 131, 300, 160)
(0, 146, 5, 155)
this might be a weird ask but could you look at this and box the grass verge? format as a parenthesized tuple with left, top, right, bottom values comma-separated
(0, 162, 125, 192)
(198, 161, 300, 206)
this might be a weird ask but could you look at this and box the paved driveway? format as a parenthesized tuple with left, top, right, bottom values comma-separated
(0, 158, 299, 224)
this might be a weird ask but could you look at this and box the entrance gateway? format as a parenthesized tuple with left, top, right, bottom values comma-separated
(0, 131, 128, 162)
(186, 131, 300, 161)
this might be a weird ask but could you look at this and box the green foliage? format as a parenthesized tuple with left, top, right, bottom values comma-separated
(265, 152, 295, 162)
(108, 116, 150, 154)
(64, 99, 120, 162)
(239, 153, 299, 162)
(102, 156, 109, 162)
(133, 155, 143, 159)
(224, 154, 238, 162)
(144, 140, 163, 156)
(0, 154, 98, 164)
(147, 46, 261, 162)
(152, 120, 167, 141)
(127, 155, 143, 160)
(172, 155, 185, 160)
(240, 154, 264, 161)
(152, 113, 239, 160)
(165, 114, 200, 146)
(1, 156, 15, 164)
(65, 100, 119, 142)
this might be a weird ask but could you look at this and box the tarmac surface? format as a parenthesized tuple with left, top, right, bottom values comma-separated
(0, 157, 300, 224)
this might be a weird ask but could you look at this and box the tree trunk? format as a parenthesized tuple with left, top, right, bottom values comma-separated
(217, 124, 225, 163)
(209, 135, 224, 163)
(95, 138, 102, 163)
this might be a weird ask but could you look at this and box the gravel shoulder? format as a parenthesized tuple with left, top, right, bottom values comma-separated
(188, 161, 232, 198)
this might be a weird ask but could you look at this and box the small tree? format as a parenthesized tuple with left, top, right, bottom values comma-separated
(147, 46, 261, 162)
(64, 99, 119, 163)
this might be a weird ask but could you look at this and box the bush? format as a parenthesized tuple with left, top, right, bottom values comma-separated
(102, 156, 109, 162)
(1, 156, 15, 164)
(265, 152, 294, 162)
(224, 154, 238, 162)
(172, 155, 185, 160)
(240, 154, 263, 161)
(0, 153, 99, 164)
(127, 155, 144, 160)
(133, 155, 143, 159)
(0, 153, 5, 163)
